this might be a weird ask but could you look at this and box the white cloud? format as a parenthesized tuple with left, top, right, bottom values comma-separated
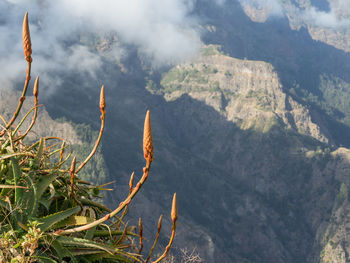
(238, 0, 284, 18)
(302, 1, 350, 28)
(0, 0, 202, 91)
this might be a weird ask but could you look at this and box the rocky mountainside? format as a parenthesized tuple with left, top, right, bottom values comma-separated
(154, 45, 327, 142)
(4, 0, 350, 262)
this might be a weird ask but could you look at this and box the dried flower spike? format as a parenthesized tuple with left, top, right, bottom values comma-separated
(171, 193, 178, 224)
(70, 156, 77, 176)
(137, 217, 144, 258)
(100, 85, 105, 114)
(143, 110, 153, 161)
(129, 172, 135, 194)
(157, 215, 163, 231)
(33, 76, 39, 97)
(22, 12, 32, 63)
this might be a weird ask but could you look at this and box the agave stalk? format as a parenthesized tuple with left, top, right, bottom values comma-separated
(1, 13, 32, 136)
(55, 110, 154, 235)
(145, 215, 163, 263)
(59, 141, 65, 160)
(143, 110, 153, 162)
(70, 156, 76, 197)
(76, 85, 105, 174)
(19, 76, 39, 140)
(152, 193, 178, 263)
(137, 218, 144, 258)
(55, 151, 152, 235)
(0, 114, 7, 126)
(129, 172, 135, 194)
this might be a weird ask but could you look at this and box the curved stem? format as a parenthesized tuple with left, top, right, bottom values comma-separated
(55, 159, 152, 235)
(145, 215, 163, 263)
(1, 61, 31, 136)
(16, 99, 39, 141)
(76, 111, 104, 174)
(152, 224, 176, 263)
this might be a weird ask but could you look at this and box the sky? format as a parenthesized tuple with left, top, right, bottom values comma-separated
(0, 0, 202, 91)
(1, 0, 349, 94)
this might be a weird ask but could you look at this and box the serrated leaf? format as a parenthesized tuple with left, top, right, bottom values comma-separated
(31, 172, 57, 216)
(11, 158, 23, 206)
(93, 230, 137, 238)
(79, 198, 111, 213)
(37, 206, 80, 232)
(71, 248, 103, 256)
(39, 199, 52, 211)
(21, 174, 36, 220)
(84, 252, 134, 263)
(35, 173, 57, 200)
(51, 240, 78, 263)
(84, 225, 96, 240)
(31, 256, 58, 263)
(56, 236, 114, 254)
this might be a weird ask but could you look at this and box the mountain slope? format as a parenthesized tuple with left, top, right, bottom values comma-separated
(8, 0, 350, 262)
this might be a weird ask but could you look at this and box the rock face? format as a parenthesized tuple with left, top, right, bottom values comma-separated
(143, 46, 350, 262)
(158, 46, 328, 143)
(316, 148, 350, 263)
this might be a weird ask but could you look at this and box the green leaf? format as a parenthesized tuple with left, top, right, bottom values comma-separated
(56, 236, 115, 254)
(37, 137, 44, 158)
(93, 230, 137, 238)
(84, 225, 96, 240)
(35, 173, 57, 200)
(37, 206, 80, 232)
(79, 198, 111, 213)
(71, 248, 103, 256)
(39, 199, 52, 211)
(0, 199, 10, 211)
(21, 174, 36, 220)
(31, 256, 58, 263)
(11, 158, 23, 206)
(84, 252, 134, 262)
(31, 172, 57, 216)
(51, 240, 78, 263)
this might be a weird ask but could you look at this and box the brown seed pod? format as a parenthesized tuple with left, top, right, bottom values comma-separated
(143, 110, 153, 161)
(22, 12, 32, 63)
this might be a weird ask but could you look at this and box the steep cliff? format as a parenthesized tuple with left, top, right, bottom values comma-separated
(156, 45, 328, 143)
